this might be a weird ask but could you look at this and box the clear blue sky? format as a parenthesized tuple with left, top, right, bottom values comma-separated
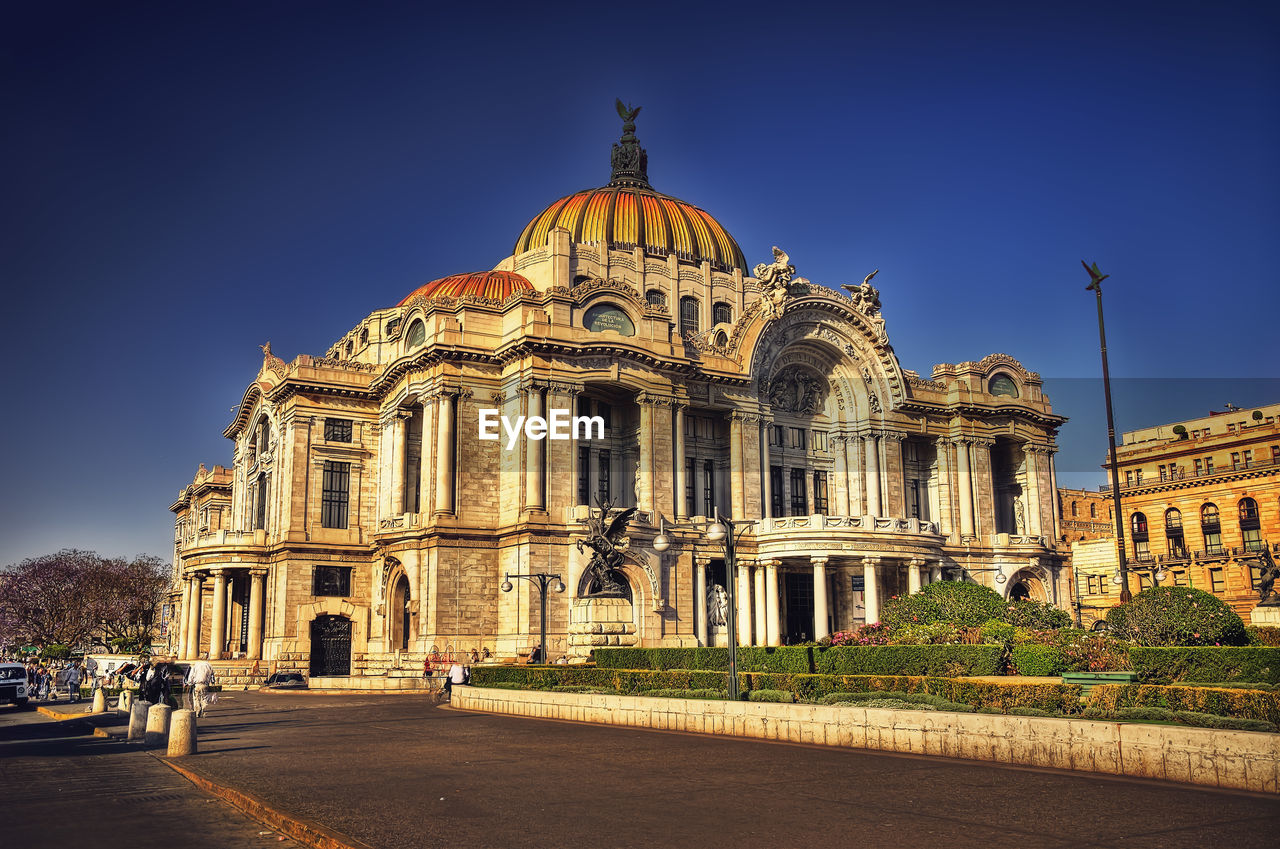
(3, 1, 1277, 566)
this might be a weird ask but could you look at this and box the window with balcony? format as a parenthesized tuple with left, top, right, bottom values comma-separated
(1071, 502, 1079, 517)
(1090, 503, 1097, 519)
(1205, 457, 1214, 474)
(1243, 449, 1253, 467)
(324, 418, 353, 443)
(1194, 458, 1203, 476)
(1231, 452, 1241, 469)
(1158, 464, 1167, 481)
(321, 461, 350, 529)
(1165, 508, 1186, 558)
(712, 301, 733, 325)
(1201, 502, 1222, 555)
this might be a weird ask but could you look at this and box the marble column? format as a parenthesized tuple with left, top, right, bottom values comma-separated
(760, 421, 773, 518)
(753, 561, 767, 646)
(863, 557, 881, 624)
(177, 578, 191, 660)
(833, 436, 850, 515)
(185, 574, 203, 660)
(930, 562, 943, 583)
(765, 560, 780, 646)
(694, 555, 708, 646)
(845, 435, 863, 516)
(812, 556, 830, 641)
(208, 569, 227, 661)
(638, 398, 657, 514)
(935, 438, 955, 536)
(864, 433, 882, 516)
(419, 395, 435, 516)
(524, 389, 544, 511)
(736, 558, 753, 647)
(729, 414, 746, 519)
(247, 569, 266, 660)
(1023, 444, 1042, 537)
(436, 393, 456, 515)
(957, 439, 976, 538)
(1048, 451, 1061, 544)
(907, 557, 923, 595)
(390, 413, 406, 515)
(674, 405, 688, 519)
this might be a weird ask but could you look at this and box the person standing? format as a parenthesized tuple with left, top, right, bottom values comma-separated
(185, 657, 215, 717)
(65, 663, 82, 704)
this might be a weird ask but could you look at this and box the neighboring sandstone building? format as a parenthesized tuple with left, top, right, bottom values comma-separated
(1057, 487, 1113, 543)
(169, 113, 1070, 675)
(1071, 402, 1280, 623)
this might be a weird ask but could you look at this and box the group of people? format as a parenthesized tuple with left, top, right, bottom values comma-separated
(6, 660, 86, 703)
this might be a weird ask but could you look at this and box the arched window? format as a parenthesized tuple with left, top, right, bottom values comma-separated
(646, 289, 666, 309)
(713, 301, 733, 325)
(360, 327, 369, 346)
(1201, 503, 1222, 555)
(1130, 512, 1148, 536)
(345, 340, 354, 358)
(1239, 497, 1262, 551)
(1071, 501, 1079, 517)
(989, 373, 1019, 398)
(680, 296, 700, 337)
(1165, 508, 1186, 559)
(405, 319, 425, 350)
(1130, 512, 1150, 560)
(1089, 503, 1097, 519)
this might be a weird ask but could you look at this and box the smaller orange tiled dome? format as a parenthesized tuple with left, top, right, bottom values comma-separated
(397, 270, 533, 306)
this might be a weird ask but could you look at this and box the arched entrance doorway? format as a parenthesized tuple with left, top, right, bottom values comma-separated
(309, 615, 351, 676)
(390, 575, 411, 651)
(1006, 569, 1047, 603)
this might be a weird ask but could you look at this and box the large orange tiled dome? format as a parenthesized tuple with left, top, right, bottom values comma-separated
(397, 270, 533, 305)
(513, 107, 746, 273)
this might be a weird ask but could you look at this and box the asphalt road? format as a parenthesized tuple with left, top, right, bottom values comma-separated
(0, 701, 297, 848)
(158, 690, 1280, 849)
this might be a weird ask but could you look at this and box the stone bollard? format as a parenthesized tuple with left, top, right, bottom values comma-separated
(118, 690, 133, 713)
(127, 699, 152, 742)
(167, 709, 197, 756)
(145, 703, 172, 747)
(92, 688, 106, 713)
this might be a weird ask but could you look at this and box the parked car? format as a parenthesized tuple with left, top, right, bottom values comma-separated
(264, 672, 307, 689)
(0, 662, 31, 708)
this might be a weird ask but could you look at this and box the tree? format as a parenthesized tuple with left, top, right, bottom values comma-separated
(0, 549, 171, 652)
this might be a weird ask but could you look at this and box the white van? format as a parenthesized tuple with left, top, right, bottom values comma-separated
(0, 662, 30, 708)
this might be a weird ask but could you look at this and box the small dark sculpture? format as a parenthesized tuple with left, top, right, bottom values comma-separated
(1256, 549, 1280, 606)
(577, 499, 637, 598)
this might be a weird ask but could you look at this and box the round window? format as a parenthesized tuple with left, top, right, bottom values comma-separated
(989, 374, 1018, 398)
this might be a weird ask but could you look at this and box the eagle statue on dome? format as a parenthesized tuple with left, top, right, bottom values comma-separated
(616, 99, 641, 128)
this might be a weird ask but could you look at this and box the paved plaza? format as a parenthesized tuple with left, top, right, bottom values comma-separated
(7, 692, 1278, 849)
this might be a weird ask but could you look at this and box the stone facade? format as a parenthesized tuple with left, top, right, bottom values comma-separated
(167, 117, 1069, 675)
(1069, 403, 1280, 623)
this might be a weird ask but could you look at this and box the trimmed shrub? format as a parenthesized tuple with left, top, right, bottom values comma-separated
(1128, 646, 1280, 684)
(828, 624, 895, 646)
(1247, 626, 1280, 647)
(747, 689, 795, 703)
(862, 698, 934, 710)
(1009, 707, 1054, 717)
(880, 581, 1007, 628)
(641, 688, 727, 700)
(1171, 711, 1276, 733)
(1011, 645, 1065, 677)
(812, 645, 1004, 677)
(42, 644, 71, 660)
(1105, 587, 1248, 647)
(1002, 599, 1072, 630)
(1088, 683, 1280, 726)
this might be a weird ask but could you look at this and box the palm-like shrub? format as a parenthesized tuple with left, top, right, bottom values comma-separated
(1105, 586, 1247, 647)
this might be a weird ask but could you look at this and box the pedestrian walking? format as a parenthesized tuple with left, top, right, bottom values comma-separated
(65, 663, 82, 703)
(185, 658, 215, 717)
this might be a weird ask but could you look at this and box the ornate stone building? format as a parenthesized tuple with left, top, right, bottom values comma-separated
(169, 112, 1070, 676)
(1072, 402, 1280, 624)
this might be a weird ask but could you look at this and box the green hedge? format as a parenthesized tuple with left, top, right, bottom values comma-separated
(1088, 683, 1280, 726)
(468, 666, 1082, 714)
(592, 645, 1003, 677)
(1129, 647, 1280, 684)
(1011, 645, 1066, 677)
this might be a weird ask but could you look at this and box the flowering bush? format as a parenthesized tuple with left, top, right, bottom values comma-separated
(891, 622, 968, 645)
(1002, 599, 1072, 630)
(828, 623, 895, 646)
(1248, 626, 1280, 647)
(1052, 629, 1132, 672)
(1105, 586, 1248, 647)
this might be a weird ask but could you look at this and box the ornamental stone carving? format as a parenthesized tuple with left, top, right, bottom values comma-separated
(766, 365, 827, 414)
(754, 247, 803, 322)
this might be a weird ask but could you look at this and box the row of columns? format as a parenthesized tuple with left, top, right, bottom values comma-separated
(176, 569, 267, 661)
(692, 555, 939, 647)
(386, 391, 459, 518)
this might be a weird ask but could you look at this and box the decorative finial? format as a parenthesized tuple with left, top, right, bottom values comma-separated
(609, 99, 650, 187)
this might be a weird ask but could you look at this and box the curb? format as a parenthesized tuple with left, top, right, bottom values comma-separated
(154, 755, 374, 849)
(36, 705, 103, 720)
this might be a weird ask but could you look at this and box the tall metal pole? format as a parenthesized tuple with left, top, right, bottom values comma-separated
(1086, 262, 1131, 603)
(723, 518, 740, 701)
(538, 575, 549, 665)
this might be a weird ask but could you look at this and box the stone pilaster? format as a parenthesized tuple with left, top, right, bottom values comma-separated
(863, 557, 881, 624)
(208, 569, 227, 661)
(812, 556, 830, 641)
(956, 439, 976, 538)
(694, 555, 709, 647)
(765, 560, 780, 646)
(864, 433, 882, 516)
(247, 569, 267, 660)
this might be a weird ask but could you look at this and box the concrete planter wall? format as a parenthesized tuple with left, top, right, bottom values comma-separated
(452, 685, 1280, 794)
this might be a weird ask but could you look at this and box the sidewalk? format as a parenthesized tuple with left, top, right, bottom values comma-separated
(154, 690, 1280, 849)
(1, 703, 298, 848)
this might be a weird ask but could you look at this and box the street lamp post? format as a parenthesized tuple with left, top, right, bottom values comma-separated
(1084, 261, 1132, 603)
(501, 571, 565, 664)
(653, 507, 749, 700)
